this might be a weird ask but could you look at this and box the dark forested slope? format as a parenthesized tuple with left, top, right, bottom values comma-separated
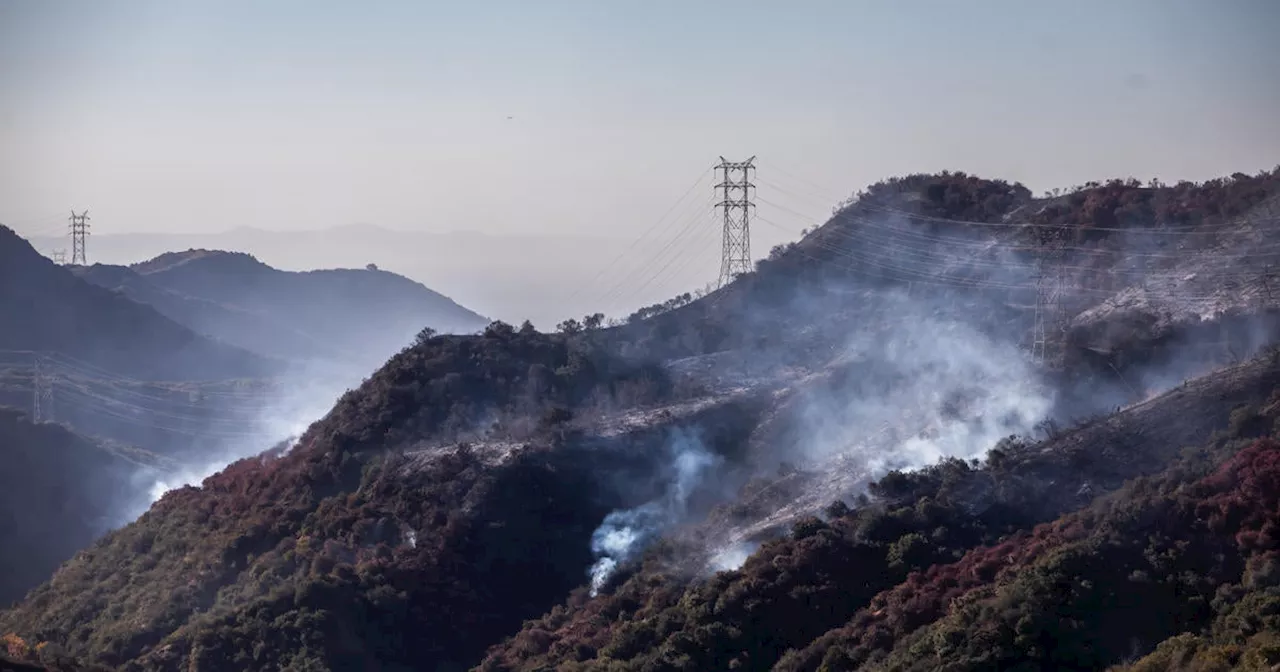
(479, 350, 1280, 672)
(0, 409, 165, 608)
(0, 324, 705, 670)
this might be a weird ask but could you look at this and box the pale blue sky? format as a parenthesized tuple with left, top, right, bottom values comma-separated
(2, 0, 1278, 249)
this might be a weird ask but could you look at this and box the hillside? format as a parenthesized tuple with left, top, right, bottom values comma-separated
(84, 249, 490, 368)
(2, 168, 1280, 671)
(0, 409, 168, 608)
(481, 350, 1280, 671)
(0, 325, 692, 670)
(71, 264, 347, 364)
(0, 227, 277, 382)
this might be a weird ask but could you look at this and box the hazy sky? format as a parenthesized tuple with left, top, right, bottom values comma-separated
(2, 0, 1279, 315)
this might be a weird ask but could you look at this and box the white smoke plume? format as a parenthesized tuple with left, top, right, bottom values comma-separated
(708, 541, 758, 573)
(114, 359, 360, 524)
(798, 304, 1054, 477)
(686, 284, 1058, 573)
(589, 427, 720, 595)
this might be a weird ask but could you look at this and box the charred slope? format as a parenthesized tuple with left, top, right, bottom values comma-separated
(0, 409, 165, 608)
(0, 227, 276, 381)
(125, 249, 488, 365)
(607, 169, 1280, 370)
(477, 348, 1280, 672)
(0, 325, 773, 671)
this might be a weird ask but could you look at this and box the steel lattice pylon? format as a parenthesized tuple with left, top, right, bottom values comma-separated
(715, 156, 755, 287)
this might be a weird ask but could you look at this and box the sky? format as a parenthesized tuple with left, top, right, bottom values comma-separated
(2, 0, 1279, 324)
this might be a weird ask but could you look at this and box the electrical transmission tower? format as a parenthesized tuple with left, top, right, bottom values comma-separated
(715, 156, 756, 288)
(50, 250, 67, 265)
(69, 209, 90, 265)
(32, 355, 54, 423)
(1031, 230, 1067, 368)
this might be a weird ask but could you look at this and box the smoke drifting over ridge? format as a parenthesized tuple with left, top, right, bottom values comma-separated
(580, 190, 1280, 583)
(583, 279, 1060, 587)
(115, 359, 368, 525)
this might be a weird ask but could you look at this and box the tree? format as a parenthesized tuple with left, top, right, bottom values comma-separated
(556, 319, 583, 335)
(413, 326, 437, 346)
(583, 313, 604, 331)
(484, 321, 516, 339)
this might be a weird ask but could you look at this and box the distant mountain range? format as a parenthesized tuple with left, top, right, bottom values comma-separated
(0, 225, 275, 382)
(0, 226, 490, 457)
(74, 248, 488, 370)
(24, 226, 728, 329)
(0, 227, 490, 610)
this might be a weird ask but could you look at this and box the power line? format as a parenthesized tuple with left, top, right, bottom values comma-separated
(750, 197, 1279, 366)
(0, 350, 288, 438)
(754, 178, 1280, 261)
(594, 192, 718, 314)
(621, 219, 720, 311)
(32, 355, 53, 423)
(564, 167, 713, 308)
(758, 203, 1269, 284)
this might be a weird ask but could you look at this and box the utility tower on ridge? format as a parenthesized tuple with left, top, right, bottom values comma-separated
(50, 250, 67, 265)
(1031, 230, 1067, 368)
(715, 156, 756, 288)
(33, 355, 53, 423)
(69, 210, 90, 265)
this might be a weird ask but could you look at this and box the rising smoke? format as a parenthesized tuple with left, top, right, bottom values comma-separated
(116, 359, 361, 524)
(793, 293, 1054, 475)
(681, 196, 1280, 575)
(585, 279, 1061, 587)
(588, 427, 721, 595)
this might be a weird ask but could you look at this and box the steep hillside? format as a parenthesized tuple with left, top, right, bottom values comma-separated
(479, 350, 1280, 671)
(0, 227, 277, 381)
(0, 409, 167, 608)
(611, 169, 1280, 369)
(770, 434, 1280, 671)
(0, 325, 698, 670)
(109, 249, 489, 367)
(2, 168, 1280, 672)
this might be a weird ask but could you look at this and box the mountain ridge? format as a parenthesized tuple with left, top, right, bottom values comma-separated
(74, 248, 488, 368)
(0, 226, 278, 382)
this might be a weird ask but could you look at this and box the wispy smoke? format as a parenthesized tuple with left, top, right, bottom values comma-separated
(687, 283, 1058, 568)
(589, 427, 720, 595)
(788, 291, 1053, 476)
(113, 360, 359, 525)
(708, 541, 758, 573)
